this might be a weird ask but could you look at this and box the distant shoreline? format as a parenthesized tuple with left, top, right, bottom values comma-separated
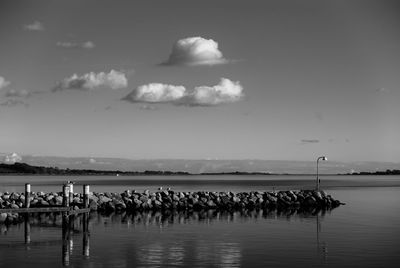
(1, 163, 399, 176)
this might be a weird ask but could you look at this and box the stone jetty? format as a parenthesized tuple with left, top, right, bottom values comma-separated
(0, 189, 343, 224)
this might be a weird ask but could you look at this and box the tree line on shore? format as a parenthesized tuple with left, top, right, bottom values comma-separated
(0, 162, 399, 176)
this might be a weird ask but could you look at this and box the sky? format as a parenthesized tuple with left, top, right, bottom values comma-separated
(0, 0, 399, 163)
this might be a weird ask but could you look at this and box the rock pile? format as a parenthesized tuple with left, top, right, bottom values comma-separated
(0, 189, 344, 224)
(89, 189, 343, 212)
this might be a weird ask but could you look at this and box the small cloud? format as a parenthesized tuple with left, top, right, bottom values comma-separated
(56, 41, 95, 49)
(185, 78, 243, 106)
(53, 70, 128, 91)
(301, 139, 320, 144)
(0, 99, 28, 107)
(4, 89, 31, 98)
(122, 78, 244, 107)
(162, 36, 229, 66)
(3, 153, 22, 164)
(0, 76, 11, 89)
(122, 83, 186, 103)
(23, 21, 44, 31)
(104, 105, 112, 110)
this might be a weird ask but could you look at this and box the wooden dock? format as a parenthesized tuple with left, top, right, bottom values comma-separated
(0, 183, 91, 216)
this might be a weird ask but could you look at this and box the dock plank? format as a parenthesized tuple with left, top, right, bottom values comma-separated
(0, 207, 88, 213)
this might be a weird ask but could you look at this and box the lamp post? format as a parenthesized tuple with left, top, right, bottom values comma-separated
(316, 156, 327, 191)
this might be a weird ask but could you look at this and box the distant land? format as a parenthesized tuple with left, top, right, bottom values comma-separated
(0, 162, 399, 176)
(1, 153, 399, 174)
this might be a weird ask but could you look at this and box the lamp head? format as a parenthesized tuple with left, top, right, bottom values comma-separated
(322, 156, 327, 161)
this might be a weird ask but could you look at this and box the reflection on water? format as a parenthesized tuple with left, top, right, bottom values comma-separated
(0, 208, 331, 267)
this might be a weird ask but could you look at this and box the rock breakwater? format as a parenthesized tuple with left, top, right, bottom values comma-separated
(0, 189, 344, 224)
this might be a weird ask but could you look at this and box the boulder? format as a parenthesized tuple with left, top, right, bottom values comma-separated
(0, 213, 7, 223)
(89, 200, 98, 211)
(9, 203, 19, 209)
(55, 196, 63, 205)
(99, 196, 112, 203)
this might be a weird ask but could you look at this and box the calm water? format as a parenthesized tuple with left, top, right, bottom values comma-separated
(1, 175, 400, 267)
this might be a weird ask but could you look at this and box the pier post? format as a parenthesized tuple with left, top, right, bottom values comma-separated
(25, 183, 31, 208)
(63, 185, 70, 208)
(67, 181, 74, 206)
(83, 185, 90, 209)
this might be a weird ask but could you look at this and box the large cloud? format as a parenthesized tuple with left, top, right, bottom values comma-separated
(57, 41, 95, 49)
(163, 37, 229, 66)
(123, 78, 243, 106)
(24, 21, 44, 31)
(187, 78, 243, 106)
(122, 83, 186, 103)
(0, 76, 11, 89)
(53, 70, 127, 91)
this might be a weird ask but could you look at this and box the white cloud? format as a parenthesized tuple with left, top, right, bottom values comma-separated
(53, 70, 128, 91)
(3, 153, 22, 164)
(123, 83, 186, 103)
(123, 78, 244, 106)
(187, 78, 243, 106)
(4, 89, 31, 98)
(24, 21, 44, 31)
(0, 76, 11, 89)
(57, 41, 95, 49)
(163, 36, 229, 66)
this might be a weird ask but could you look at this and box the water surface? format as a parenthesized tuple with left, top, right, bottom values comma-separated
(1, 175, 399, 267)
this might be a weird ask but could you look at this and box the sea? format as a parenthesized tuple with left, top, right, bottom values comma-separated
(0, 175, 399, 267)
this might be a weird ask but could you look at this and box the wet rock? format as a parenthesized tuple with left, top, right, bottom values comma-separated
(89, 200, 98, 211)
(0, 213, 7, 223)
(55, 196, 63, 205)
(10, 203, 20, 209)
(39, 200, 50, 207)
(99, 196, 112, 203)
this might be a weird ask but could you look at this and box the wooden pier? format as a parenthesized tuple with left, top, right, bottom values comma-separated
(0, 183, 91, 215)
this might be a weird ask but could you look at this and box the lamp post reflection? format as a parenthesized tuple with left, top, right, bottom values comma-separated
(316, 212, 328, 264)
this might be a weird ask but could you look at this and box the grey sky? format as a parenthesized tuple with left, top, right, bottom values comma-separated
(0, 0, 399, 162)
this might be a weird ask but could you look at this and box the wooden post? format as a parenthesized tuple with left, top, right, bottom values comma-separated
(83, 185, 90, 209)
(67, 181, 74, 205)
(63, 185, 70, 208)
(25, 183, 31, 208)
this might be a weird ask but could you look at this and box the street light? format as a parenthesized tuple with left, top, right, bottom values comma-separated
(316, 156, 327, 191)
